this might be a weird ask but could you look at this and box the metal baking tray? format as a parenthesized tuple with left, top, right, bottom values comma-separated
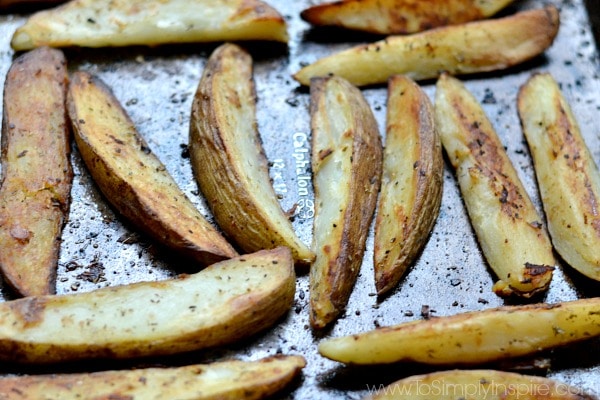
(0, 0, 599, 398)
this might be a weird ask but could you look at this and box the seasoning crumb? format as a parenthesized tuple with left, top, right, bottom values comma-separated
(421, 305, 433, 319)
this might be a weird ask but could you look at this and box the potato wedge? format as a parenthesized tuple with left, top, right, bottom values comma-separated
(0, 355, 305, 400)
(301, 0, 516, 35)
(67, 71, 237, 266)
(11, 0, 288, 51)
(374, 75, 443, 296)
(309, 76, 383, 329)
(435, 73, 555, 298)
(189, 43, 314, 265)
(319, 297, 600, 365)
(0, 247, 295, 364)
(0, 47, 72, 297)
(294, 6, 559, 87)
(518, 73, 600, 282)
(365, 369, 594, 399)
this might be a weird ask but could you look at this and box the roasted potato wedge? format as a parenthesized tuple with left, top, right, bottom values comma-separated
(518, 73, 600, 282)
(0, 47, 72, 297)
(11, 0, 288, 51)
(374, 75, 443, 296)
(67, 71, 237, 266)
(309, 76, 383, 329)
(294, 6, 559, 87)
(0, 355, 305, 400)
(0, 247, 295, 364)
(365, 369, 594, 399)
(435, 73, 555, 298)
(189, 43, 314, 265)
(301, 0, 516, 35)
(319, 297, 600, 365)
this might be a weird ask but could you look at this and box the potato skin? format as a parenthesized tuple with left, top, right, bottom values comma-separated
(309, 76, 383, 329)
(366, 369, 595, 400)
(11, 0, 288, 50)
(518, 73, 600, 282)
(0, 47, 72, 297)
(319, 298, 600, 365)
(0, 247, 295, 364)
(294, 6, 559, 87)
(67, 71, 237, 266)
(0, 355, 306, 400)
(189, 43, 314, 265)
(301, 0, 516, 35)
(0, 0, 65, 11)
(435, 73, 555, 298)
(374, 75, 443, 296)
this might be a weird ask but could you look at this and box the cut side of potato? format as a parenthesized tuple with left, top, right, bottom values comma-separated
(0, 355, 305, 400)
(374, 75, 443, 296)
(365, 369, 595, 400)
(319, 297, 600, 365)
(301, 0, 516, 35)
(518, 73, 600, 282)
(0, 47, 72, 297)
(435, 73, 555, 298)
(309, 76, 383, 329)
(0, 247, 295, 364)
(189, 43, 314, 265)
(68, 71, 238, 266)
(294, 6, 559, 87)
(11, 0, 288, 50)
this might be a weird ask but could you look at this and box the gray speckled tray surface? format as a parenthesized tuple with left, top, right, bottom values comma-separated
(0, 1, 599, 398)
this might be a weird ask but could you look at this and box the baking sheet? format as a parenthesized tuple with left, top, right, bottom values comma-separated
(0, 0, 599, 398)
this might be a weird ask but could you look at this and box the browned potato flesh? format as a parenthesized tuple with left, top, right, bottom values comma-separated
(374, 75, 443, 296)
(0, 47, 72, 297)
(0, 355, 306, 400)
(189, 43, 314, 264)
(67, 71, 237, 266)
(518, 73, 600, 282)
(11, 0, 288, 50)
(309, 76, 383, 329)
(294, 6, 559, 87)
(365, 369, 594, 399)
(319, 297, 600, 365)
(301, 0, 516, 35)
(0, 247, 295, 364)
(435, 73, 555, 298)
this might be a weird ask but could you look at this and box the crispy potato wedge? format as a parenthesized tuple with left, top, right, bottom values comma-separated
(0, 47, 72, 297)
(374, 75, 443, 296)
(300, 0, 516, 35)
(518, 73, 600, 282)
(319, 297, 600, 365)
(309, 76, 383, 329)
(0, 355, 305, 400)
(365, 369, 594, 399)
(294, 6, 559, 87)
(435, 73, 555, 298)
(0, 247, 295, 364)
(189, 43, 314, 265)
(67, 71, 237, 266)
(11, 0, 288, 51)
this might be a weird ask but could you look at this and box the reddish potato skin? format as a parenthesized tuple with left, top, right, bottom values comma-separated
(0, 0, 65, 11)
(0, 47, 72, 297)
